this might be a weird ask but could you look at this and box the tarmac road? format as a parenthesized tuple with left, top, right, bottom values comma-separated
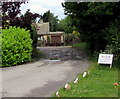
(1, 47, 89, 97)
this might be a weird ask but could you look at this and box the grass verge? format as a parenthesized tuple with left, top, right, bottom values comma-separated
(53, 58, 119, 97)
(52, 42, 119, 97)
(72, 42, 87, 51)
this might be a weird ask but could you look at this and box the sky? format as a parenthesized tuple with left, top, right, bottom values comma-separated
(20, 0, 66, 20)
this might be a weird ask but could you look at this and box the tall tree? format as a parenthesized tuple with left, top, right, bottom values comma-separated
(43, 10, 59, 32)
(62, 2, 120, 53)
(58, 16, 75, 33)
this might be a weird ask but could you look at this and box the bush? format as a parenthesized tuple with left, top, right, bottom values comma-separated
(102, 19, 120, 63)
(65, 31, 80, 45)
(30, 24, 38, 48)
(1, 26, 32, 67)
(0, 31, 2, 66)
(31, 47, 43, 61)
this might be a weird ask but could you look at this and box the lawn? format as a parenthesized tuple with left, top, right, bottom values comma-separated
(72, 42, 87, 51)
(54, 59, 119, 97)
(53, 43, 119, 97)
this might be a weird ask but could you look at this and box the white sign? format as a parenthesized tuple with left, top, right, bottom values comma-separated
(98, 54, 113, 65)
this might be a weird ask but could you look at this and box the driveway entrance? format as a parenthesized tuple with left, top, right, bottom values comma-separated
(1, 46, 89, 97)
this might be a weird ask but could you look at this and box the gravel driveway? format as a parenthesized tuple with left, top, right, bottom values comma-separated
(1, 46, 89, 97)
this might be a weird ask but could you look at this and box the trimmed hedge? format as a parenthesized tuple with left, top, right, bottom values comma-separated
(1, 26, 33, 67)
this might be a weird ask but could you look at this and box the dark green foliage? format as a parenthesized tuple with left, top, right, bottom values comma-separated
(43, 10, 59, 32)
(62, 2, 120, 54)
(30, 24, 44, 59)
(20, 10, 40, 49)
(31, 47, 43, 61)
(1, 26, 32, 67)
(0, 18, 1, 64)
(47, 36, 50, 43)
(72, 42, 87, 51)
(103, 19, 120, 62)
(30, 24, 38, 48)
(58, 16, 74, 33)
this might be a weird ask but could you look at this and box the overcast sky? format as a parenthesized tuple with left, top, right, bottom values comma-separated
(20, 0, 66, 20)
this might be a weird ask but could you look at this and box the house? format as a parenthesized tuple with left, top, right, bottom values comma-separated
(36, 21, 64, 46)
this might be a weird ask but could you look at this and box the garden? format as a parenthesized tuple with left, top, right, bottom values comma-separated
(1, 1, 42, 67)
(52, 43, 119, 97)
(52, 2, 120, 97)
(0, 1, 120, 98)
(54, 64, 118, 97)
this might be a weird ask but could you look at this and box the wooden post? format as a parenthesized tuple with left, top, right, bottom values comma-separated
(110, 64, 112, 69)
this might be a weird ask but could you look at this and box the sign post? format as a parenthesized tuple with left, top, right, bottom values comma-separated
(98, 54, 113, 69)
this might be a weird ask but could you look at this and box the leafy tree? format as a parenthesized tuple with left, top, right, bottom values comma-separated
(43, 10, 59, 32)
(1, 1, 41, 30)
(1, 1, 27, 28)
(1, 2, 41, 48)
(58, 16, 74, 33)
(65, 30, 80, 45)
(62, 2, 120, 53)
(103, 19, 120, 61)
(19, 9, 40, 48)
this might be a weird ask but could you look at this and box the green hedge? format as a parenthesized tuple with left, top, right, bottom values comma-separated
(1, 26, 33, 67)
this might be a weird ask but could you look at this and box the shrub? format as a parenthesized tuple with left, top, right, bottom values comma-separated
(1, 26, 32, 67)
(0, 31, 2, 66)
(30, 24, 38, 48)
(31, 47, 43, 61)
(65, 31, 80, 45)
(102, 19, 120, 63)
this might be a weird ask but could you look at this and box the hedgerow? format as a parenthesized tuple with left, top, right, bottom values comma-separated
(1, 26, 32, 67)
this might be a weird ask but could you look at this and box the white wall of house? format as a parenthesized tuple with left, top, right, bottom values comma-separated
(36, 21, 64, 45)
(37, 22, 49, 35)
